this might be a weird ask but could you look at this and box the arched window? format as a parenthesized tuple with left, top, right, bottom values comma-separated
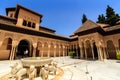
(28, 22, 31, 27)
(85, 40, 92, 59)
(22, 20, 27, 26)
(107, 40, 116, 59)
(32, 23, 36, 28)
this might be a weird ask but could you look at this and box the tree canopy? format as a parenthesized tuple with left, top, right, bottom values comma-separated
(97, 14, 106, 23)
(97, 5, 120, 26)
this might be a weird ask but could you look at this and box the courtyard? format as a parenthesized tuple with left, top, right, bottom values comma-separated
(0, 57, 120, 80)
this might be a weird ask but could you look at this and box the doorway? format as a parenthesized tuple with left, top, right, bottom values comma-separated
(17, 40, 30, 58)
(93, 42, 98, 59)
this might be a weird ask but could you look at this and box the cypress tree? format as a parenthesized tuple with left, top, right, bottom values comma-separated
(82, 14, 88, 24)
(106, 5, 120, 26)
(97, 14, 106, 23)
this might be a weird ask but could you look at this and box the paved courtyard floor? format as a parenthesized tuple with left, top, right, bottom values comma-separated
(0, 56, 120, 80)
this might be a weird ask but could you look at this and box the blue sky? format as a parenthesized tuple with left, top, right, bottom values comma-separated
(0, 0, 120, 37)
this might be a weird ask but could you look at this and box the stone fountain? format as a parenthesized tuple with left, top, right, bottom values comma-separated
(21, 57, 53, 67)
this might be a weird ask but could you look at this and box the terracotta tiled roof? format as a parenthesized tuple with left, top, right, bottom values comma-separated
(40, 26, 56, 33)
(97, 23, 110, 28)
(15, 4, 43, 18)
(74, 20, 100, 34)
(105, 25, 120, 31)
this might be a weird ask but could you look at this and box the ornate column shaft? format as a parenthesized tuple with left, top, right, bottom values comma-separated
(103, 47, 107, 59)
(33, 43, 37, 57)
(59, 45, 61, 57)
(0, 41, 3, 48)
(42, 44, 44, 57)
(97, 46, 103, 61)
(54, 45, 56, 57)
(48, 45, 51, 57)
(10, 41, 18, 60)
(63, 46, 65, 57)
(84, 44, 87, 59)
(91, 44, 95, 60)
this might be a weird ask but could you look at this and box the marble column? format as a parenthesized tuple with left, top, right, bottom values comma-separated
(59, 45, 61, 57)
(48, 45, 51, 57)
(97, 46, 103, 61)
(91, 44, 95, 60)
(80, 45, 83, 59)
(63, 46, 65, 57)
(41, 44, 44, 57)
(33, 43, 37, 57)
(84, 44, 87, 59)
(103, 47, 107, 60)
(54, 45, 56, 57)
(0, 41, 2, 48)
(10, 40, 18, 60)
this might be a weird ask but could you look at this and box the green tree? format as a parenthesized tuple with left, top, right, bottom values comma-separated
(106, 5, 120, 26)
(82, 14, 88, 24)
(97, 14, 106, 23)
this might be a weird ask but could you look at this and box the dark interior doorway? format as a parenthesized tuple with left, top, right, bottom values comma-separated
(17, 40, 30, 58)
(93, 42, 98, 59)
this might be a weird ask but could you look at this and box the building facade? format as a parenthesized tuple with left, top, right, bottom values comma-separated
(74, 20, 120, 60)
(0, 4, 120, 60)
(0, 5, 70, 60)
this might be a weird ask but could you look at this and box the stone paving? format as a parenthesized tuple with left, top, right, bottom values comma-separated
(53, 57, 120, 80)
(0, 57, 120, 80)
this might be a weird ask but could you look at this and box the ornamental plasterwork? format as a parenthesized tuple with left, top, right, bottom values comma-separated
(5, 32, 13, 38)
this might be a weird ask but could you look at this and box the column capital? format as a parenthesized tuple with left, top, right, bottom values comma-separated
(48, 45, 51, 48)
(54, 45, 56, 48)
(0, 41, 3, 47)
(42, 44, 44, 47)
(12, 40, 19, 47)
(33, 43, 37, 48)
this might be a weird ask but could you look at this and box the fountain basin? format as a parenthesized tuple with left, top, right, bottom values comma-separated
(21, 57, 52, 67)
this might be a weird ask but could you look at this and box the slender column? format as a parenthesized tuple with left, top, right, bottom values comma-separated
(10, 46, 14, 60)
(91, 44, 95, 60)
(41, 44, 44, 57)
(33, 47, 36, 57)
(48, 45, 51, 57)
(11, 46, 17, 60)
(80, 45, 83, 59)
(62, 46, 64, 57)
(0, 41, 2, 48)
(32, 43, 37, 57)
(97, 46, 103, 61)
(54, 45, 56, 57)
(103, 47, 107, 60)
(59, 45, 61, 57)
(84, 44, 87, 59)
(10, 40, 18, 60)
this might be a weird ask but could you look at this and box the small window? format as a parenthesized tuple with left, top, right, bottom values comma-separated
(10, 13, 13, 17)
(32, 23, 36, 28)
(28, 22, 31, 27)
(22, 20, 27, 26)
